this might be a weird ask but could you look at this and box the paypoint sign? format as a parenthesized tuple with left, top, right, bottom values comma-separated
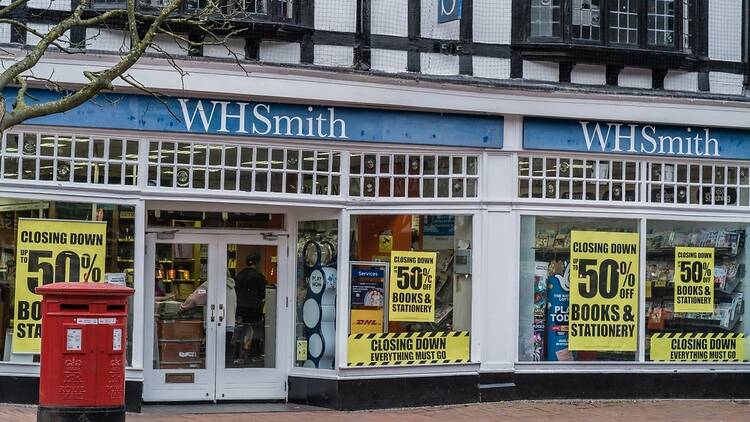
(12, 219, 107, 354)
(569, 231, 639, 351)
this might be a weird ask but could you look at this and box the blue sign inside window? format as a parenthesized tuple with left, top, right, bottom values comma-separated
(438, 0, 462, 23)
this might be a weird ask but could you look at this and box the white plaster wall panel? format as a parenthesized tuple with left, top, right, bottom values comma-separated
(314, 45, 354, 67)
(0, 23, 10, 44)
(26, 23, 70, 48)
(315, 0, 357, 32)
(473, 0, 511, 44)
(523, 61, 558, 82)
(203, 38, 246, 60)
(370, 49, 408, 73)
(259, 41, 301, 64)
(472, 56, 511, 80)
(709, 72, 744, 96)
(421, 0, 460, 40)
(371, 0, 409, 37)
(420, 52, 459, 75)
(618, 68, 652, 89)
(28, 0, 71, 11)
(570, 64, 606, 85)
(147, 33, 188, 56)
(663, 71, 699, 92)
(708, 0, 742, 61)
(85, 28, 129, 52)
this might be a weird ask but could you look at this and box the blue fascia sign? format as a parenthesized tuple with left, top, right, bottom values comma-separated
(5, 88, 502, 149)
(438, 0, 462, 23)
(524, 117, 750, 160)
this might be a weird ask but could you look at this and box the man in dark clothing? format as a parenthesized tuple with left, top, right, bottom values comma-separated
(233, 255, 267, 362)
(235, 255, 266, 322)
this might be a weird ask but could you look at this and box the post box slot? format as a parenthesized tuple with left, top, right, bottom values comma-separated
(107, 304, 125, 312)
(60, 303, 90, 311)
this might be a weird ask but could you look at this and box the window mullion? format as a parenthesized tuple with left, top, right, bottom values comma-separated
(601, 0, 610, 45)
(638, 0, 648, 49)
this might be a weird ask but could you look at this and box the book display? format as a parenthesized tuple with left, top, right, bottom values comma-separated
(645, 224, 747, 360)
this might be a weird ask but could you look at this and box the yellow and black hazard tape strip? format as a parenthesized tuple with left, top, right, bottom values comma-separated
(350, 331, 468, 340)
(349, 331, 470, 366)
(651, 332, 742, 340)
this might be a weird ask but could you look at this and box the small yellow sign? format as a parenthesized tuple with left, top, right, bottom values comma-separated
(388, 250, 437, 322)
(348, 331, 470, 366)
(13, 219, 107, 354)
(674, 246, 714, 313)
(651, 332, 744, 362)
(350, 309, 384, 334)
(296, 339, 308, 361)
(378, 234, 393, 253)
(569, 231, 639, 352)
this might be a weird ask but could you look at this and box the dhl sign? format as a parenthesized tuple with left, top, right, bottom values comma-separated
(350, 309, 383, 334)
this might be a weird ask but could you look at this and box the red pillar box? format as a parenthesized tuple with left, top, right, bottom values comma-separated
(35, 282, 134, 422)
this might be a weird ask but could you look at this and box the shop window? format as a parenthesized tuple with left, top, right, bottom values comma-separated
(518, 216, 638, 362)
(518, 155, 640, 201)
(294, 220, 338, 369)
(147, 141, 341, 196)
(347, 214, 472, 366)
(349, 153, 479, 199)
(0, 199, 136, 366)
(645, 220, 747, 362)
(1, 132, 139, 186)
(646, 162, 750, 207)
(523, 0, 692, 51)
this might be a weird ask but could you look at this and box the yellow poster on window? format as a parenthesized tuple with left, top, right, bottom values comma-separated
(348, 331, 470, 366)
(651, 332, 743, 362)
(674, 246, 714, 313)
(12, 219, 107, 354)
(569, 231, 639, 352)
(388, 251, 437, 322)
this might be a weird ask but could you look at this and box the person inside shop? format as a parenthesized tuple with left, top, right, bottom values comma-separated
(233, 255, 267, 364)
(179, 274, 236, 364)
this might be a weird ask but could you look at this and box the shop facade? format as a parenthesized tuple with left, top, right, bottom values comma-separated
(2, 81, 750, 410)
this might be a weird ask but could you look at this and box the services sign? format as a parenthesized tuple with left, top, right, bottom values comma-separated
(674, 246, 714, 313)
(348, 331, 470, 366)
(13, 219, 107, 354)
(651, 332, 744, 362)
(569, 231, 639, 352)
(388, 251, 437, 322)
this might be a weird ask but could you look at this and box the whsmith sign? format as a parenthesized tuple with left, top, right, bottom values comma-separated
(4, 88, 503, 149)
(524, 117, 750, 160)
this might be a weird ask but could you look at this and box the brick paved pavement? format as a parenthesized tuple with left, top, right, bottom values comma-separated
(3, 400, 750, 421)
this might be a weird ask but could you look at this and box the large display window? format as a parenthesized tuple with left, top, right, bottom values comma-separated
(519, 216, 639, 362)
(347, 214, 473, 366)
(0, 199, 136, 365)
(645, 220, 748, 362)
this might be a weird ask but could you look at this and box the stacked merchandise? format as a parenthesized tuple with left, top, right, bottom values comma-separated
(155, 302, 204, 369)
(645, 228, 746, 352)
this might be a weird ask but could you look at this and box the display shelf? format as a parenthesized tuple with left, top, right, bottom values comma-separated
(647, 247, 741, 258)
(665, 313, 742, 332)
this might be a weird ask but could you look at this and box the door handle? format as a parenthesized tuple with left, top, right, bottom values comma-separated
(218, 303, 225, 324)
(210, 304, 215, 322)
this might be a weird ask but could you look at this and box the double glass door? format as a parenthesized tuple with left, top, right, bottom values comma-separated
(144, 233, 288, 401)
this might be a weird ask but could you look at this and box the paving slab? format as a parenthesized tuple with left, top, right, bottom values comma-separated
(3, 400, 750, 422)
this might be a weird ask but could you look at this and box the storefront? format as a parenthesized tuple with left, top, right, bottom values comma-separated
(0, 87, 500, 410)
(512, 117, 750, 398)
(4, 84, 750, 410)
